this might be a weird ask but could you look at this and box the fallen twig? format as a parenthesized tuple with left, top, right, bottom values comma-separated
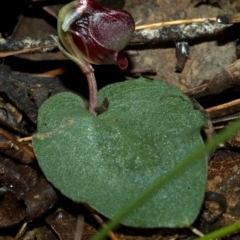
(0, 36, 57, 57)
(132, 19, 231, 45)
(0, 15, 236, 57)
(0, 128, 35, 162)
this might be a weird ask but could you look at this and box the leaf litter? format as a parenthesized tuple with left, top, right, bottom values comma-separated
(1, 0, 240, 239)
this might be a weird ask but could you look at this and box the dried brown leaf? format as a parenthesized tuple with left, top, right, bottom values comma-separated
(46, 209, 83, 240)
(0, 192, 25, 228)
(0, 157, 58, 224)
(190, 59, 240, 98)
(200, 150, 240, 233)
(19, 226, 57, 240)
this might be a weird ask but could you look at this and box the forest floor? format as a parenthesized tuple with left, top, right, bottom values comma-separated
(1, 0, 240, 239)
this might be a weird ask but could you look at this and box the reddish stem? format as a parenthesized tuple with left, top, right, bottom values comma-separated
(86, 71, 97, 115)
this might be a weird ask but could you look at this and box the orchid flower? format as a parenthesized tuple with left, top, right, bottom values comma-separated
(55, 0, 135, 114)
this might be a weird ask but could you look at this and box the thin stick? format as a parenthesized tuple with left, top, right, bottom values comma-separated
(43, 6, 58, 19)
(135, 17, 216, 30)
(0, 141, 14, 149)
(131, 19, 231, 45)
(206, 99, 240, 113)
(0, 15, 233, 57)
(0, 44, 56, 57)
(43, 68, 66, 76)
(92, 214, 119, 240)
(211, 112, 240, 124)
(188, 225, 205, 237)
(74, 215, 85, 240)
(15, 222, 28, 240)
(17, 136, 33, 142)
(0, 36, 57, 57)
(0, 129, 35, 159)
(214, 125, 224, 130)
(84, 204, 118, 240)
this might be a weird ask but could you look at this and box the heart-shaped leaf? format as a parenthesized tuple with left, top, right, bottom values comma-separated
(32, 78, 207, 228)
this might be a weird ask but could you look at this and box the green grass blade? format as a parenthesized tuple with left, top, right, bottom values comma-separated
(91, 119, 240, 240)
(195, 221, 240, 240)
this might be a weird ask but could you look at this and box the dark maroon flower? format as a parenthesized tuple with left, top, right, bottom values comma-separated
(56, 0, 135, 114)
(58, 0, 135, 70)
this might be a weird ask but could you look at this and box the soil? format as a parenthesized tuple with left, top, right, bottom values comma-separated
(1, 0, 240, 239)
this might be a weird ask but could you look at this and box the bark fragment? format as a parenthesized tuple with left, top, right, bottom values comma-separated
(0, 157, 58, 225)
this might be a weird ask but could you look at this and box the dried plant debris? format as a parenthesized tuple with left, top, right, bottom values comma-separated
(125, 0, 237, 90)
(131, 20, 231, 45)
(0, 36, 57, 57)
(0, 191, 26, 228)
(0, 144, 33, 165)
(191, 0, 222, 8)
(0, 97, 24, 133)
(201, 191, 227, 224)
(200, 150, 240, 233)
(1, 0, 240, 239)
(0, 19, 234, 75)
(0, 129, 34, 164)
(175, 41, 189, 72)
(0, 77, 39, 124)
(206, 99, 240, 120)
(0, 156, 58, 226)
(0, 69, 79, 124)
(186, 59, 240, 98)
(18, 226, 58, 240)
(46, 209, 84, 240)
(27, 84, 51, 109)
(45, 207, 189, 240)
(227, 129, 240, 147)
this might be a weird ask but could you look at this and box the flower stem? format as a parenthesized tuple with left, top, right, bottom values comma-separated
(86, 72, 97, 115)
(51, 35, 98, 115)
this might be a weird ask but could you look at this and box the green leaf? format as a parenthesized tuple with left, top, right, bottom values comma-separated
(32, 78, 207, 228)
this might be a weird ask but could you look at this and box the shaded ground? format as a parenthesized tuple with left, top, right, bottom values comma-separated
(1, 0, 240, 239)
